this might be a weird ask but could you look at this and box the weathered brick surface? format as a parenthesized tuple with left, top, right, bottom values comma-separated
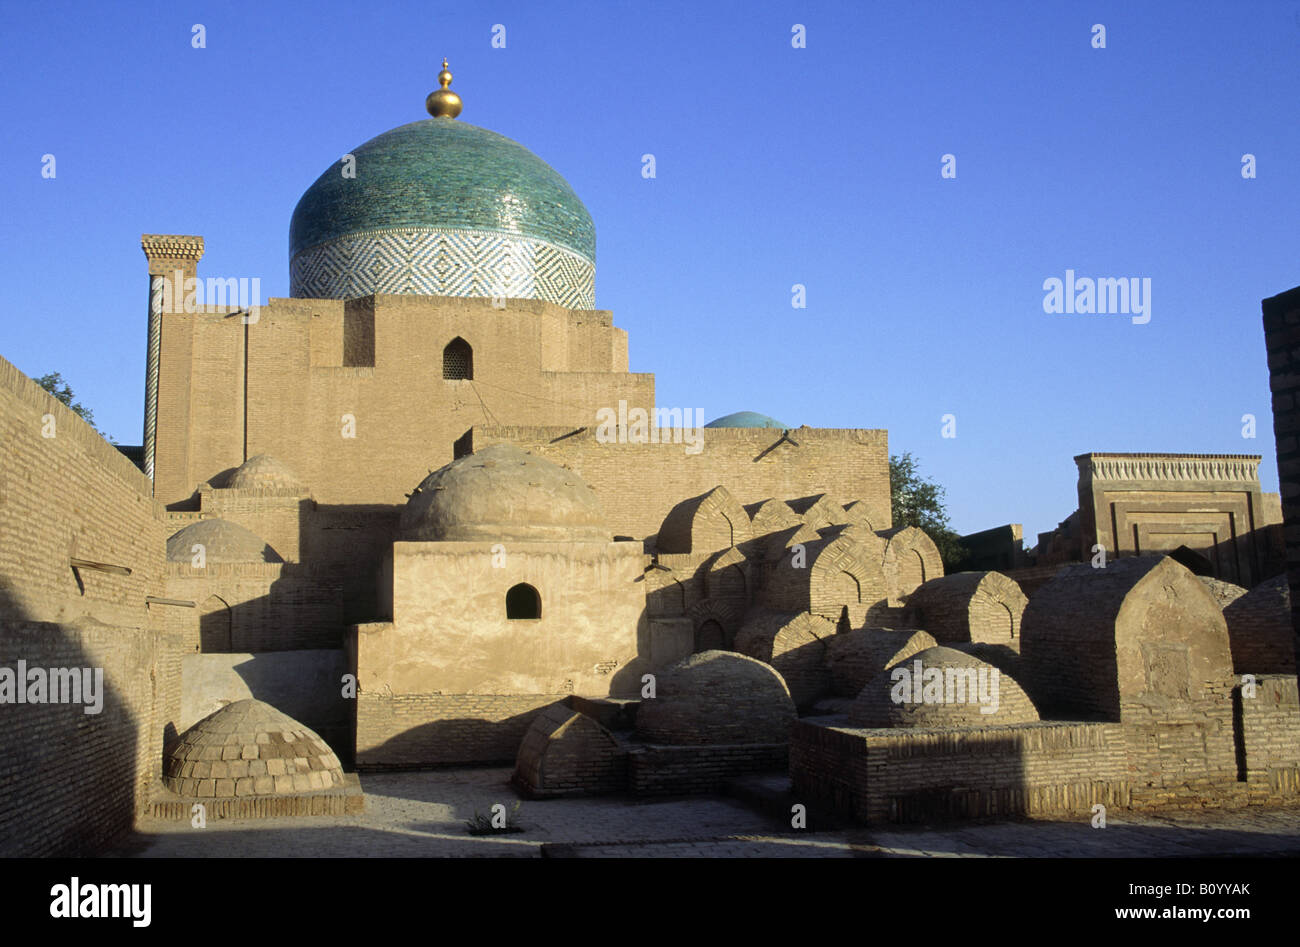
(635, 651, 796, 745)
(907, 571, 1027, 650)
(164, 561, 344, 652)
(848, 646, 1039, 729)
(1261, 289, 1300, 641)
(790, 719, 1131, 824)
(1222, 574, 1296, 674)
(1239, 676, 1300, 782)
(0, 356, 176, 855)
(657, 486, 751, 554)
(1038, 452, 1285, 587)
(824, 628, 937, 698)
(628, 743, 787, 795)
(355, 692, 564, 768)
(512, 704, 626, 797)
(476, 425, 890, 544)
(734, 609, 836, 709)
(151, 294, 651, 511)
(879, 527, 945, 606)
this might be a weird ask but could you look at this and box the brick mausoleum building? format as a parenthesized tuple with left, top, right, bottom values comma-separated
(2, 64, 1298, 855)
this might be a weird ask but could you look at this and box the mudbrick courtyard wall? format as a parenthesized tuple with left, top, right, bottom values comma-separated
(0, 356, 179, 855)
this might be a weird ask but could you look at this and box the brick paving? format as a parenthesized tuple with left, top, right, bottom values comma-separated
(104, 768, 1300, 858)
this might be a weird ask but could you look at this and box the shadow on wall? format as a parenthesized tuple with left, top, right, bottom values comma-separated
(302, 504, 402, 626)
(0, 581, 145, 857)
(358, 701, 569, 772)
(179, 583, 344, 654)
(179, 649, 355, 765)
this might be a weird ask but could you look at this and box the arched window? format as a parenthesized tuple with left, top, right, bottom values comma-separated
(443, 337, 473, 380)
(506, 583, 541, 620)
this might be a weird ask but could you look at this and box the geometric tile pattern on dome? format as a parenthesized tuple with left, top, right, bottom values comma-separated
(291, 226, 595, 308)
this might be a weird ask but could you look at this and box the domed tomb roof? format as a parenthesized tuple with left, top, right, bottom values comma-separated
(635, 650, 796, 745)
(290, 62, 595, 308)
(398, 443, 609, 542)
(166, 519, 282, 563)
(704, 411, 789, 429)
(227, 454, 303, 490)
(163, 699, 345, 798)
(849, 645, 1039, 728)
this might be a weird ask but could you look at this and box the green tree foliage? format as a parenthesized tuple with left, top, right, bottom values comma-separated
(35, 372, 113, 442)
(889, 451, 967, 571)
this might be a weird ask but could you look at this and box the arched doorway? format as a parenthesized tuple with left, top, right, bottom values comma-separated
(199, 595, 232, 652)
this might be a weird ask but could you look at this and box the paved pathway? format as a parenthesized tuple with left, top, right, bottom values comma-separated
(104, 768, 1300, 858)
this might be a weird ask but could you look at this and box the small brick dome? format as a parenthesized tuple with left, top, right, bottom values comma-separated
(163, 699, 344, 798)
(227, 454, 303, 490)
(849, 645, 1039, 729)
(166, 519, 282, 563)
(635, 650, 796, 745)
(398, 443, 609, 542)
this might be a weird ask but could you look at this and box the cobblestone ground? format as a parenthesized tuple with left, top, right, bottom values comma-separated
(104, 768, 1300, 858)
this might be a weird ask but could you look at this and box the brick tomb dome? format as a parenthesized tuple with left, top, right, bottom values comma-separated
(397, 442, 609, 543)
(226, 453, 303, 490)
(163, 699, 345, 798)
(636, 650, 797, 745)
(165, 518, 282, 563)
(849, 645, 1040, 729)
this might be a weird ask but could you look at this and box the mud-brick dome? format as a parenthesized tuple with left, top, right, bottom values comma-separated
(849, 646, 1039, 729)
(166, 519, 282, 563)
(163, 700, 344, 798)
(227, 454, 303, 490)
(289, 87, 595, 307)
(398, 443, 609, 542)
(635, 650, 797, 745)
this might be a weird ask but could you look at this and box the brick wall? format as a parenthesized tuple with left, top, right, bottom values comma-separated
(475, 425, 890, 543)
(789, 719, 1130, 824)
(0, 356, 175, 855)
(512, 703, 627, 797)
(908, 571, 1027, 649)
(1239, 676, 1300, 784)
(627, 743, 788, 795)
(354, 693, 564, 768)
(165, 562, 344, 652)
(1222, 575, 1295, 674)
(153, 293, 655, 509)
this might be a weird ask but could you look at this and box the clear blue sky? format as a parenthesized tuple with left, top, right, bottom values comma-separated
(2, 0, 1296, 541)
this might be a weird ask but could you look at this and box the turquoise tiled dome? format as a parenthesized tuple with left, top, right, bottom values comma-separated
(704, 411, 790, 429)
(289, 118, 596, 307)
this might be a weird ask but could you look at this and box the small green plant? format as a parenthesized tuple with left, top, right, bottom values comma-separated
(465, 800, 524, 835)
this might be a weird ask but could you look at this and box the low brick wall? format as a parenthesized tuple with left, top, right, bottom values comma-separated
(1240, 676, 1300, 784)
(789, 719, 1130, 824)
(627, 743, 787, 796)
(0, 621, 177, 856)
(355, 693, 564, 768)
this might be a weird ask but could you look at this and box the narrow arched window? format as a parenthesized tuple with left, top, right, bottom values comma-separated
(443, 337, 473, 380)
(506, 583, 541, 620)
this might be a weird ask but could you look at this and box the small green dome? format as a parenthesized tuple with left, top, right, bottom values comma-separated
(704, 411, 790, 429)
(289, 119, 595, 306)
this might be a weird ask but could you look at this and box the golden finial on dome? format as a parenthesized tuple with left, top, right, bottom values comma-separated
(426, 57, 463, 119)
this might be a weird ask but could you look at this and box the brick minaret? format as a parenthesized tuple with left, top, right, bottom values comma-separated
(140, 235, 204, 491)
